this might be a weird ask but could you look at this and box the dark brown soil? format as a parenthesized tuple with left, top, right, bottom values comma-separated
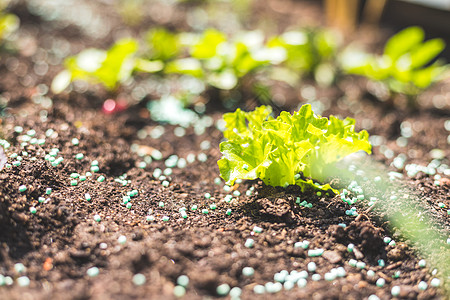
(0, 1, 449, 299)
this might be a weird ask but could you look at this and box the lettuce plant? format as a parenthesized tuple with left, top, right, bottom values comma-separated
(218, 104, 371, 193)
(51, 38, 140, 93)
(268, 28, 339, 86)
(341, 26, 448, 102)
(145, 27, 181, 62)
(166, 29, 286, 91)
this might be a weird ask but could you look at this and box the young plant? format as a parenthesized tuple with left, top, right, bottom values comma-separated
(218, 104, 371, 193)
(145, 27, 182, 62)
(165, 29, 286, 100)
(51, 38, 140, 93)
(341, 26, 448, 105)
(0, 11, 18, 42)
(268, 28, 339, 86)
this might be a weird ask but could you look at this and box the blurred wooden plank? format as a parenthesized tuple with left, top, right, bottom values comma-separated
(363, 0, 387, 24)
(325, 0, 360, 31)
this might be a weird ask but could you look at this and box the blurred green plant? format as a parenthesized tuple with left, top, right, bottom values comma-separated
(268, 28, 340, 86)
(145, 27, 182, 62)
(165, 29, 286, 104)
(341, 26, 448, 106)
(51, 38, 159, 94)
(0, 0, 19, 48)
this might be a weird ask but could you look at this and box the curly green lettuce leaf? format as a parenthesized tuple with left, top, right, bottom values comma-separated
(218, 104, 372, 193)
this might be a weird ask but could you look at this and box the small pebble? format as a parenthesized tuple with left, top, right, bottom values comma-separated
(253, 284, 265, 294)
(297, 278, 307, 288)
(229, 287, 242, 298)
(132, 273, 146, 286)
(93, 214, 101, 222)
(118, 235, 127, 245)
(376, 278, 385, 287)
(418, 281, 428, 290)
(284, 281, 295, 290)
(308, 249, 324, 257)
(14, 263, 26, 274)
(311, 274, 321, 281)
(253, 226, 263, 233)
(418, 259, 426, 268)
(242, 267, 255, 277)
(216, 283, 230, 296)
(17, 276, 30, 287)
(356, 261, 366, 269)
(430, 278, 440, 287)
(3, 276, 13, 286)
(173, 285, 186, 297)
(245, 238, 255, 248)
(19, 185, 27, 192)
(86, 267, 99, 277)
(324, 272, 336, 281)
(307, 262, 316, 272)
(347, 243, 354, 252)
(177, 275, 189, 287)
(391, 286, 401, 297)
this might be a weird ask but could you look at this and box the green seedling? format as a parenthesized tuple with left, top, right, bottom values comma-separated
(217, 104, 371, 193)
(268, 28, 339, 86)
(341, 26, 448, 106)
(0, 11, 18, 42)
(51, 38, 140, 93)
(145, 27, 181, 62)
(165, 29, 286, 102)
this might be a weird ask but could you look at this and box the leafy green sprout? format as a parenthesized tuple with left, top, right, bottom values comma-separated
(341, 26, 449, 105)
(0, 0, 19, 44)
(51, 38, 141, 93)
(51, 37, 166, 94)
(165, 29, 286, 94)
(217, 104, 371, 193)
(0, 11, 18, 42)
(144, 27, 181, 62)
(268, 28, 340, 86)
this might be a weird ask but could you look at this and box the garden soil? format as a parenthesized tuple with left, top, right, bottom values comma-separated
(0, 1, 449, 299)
